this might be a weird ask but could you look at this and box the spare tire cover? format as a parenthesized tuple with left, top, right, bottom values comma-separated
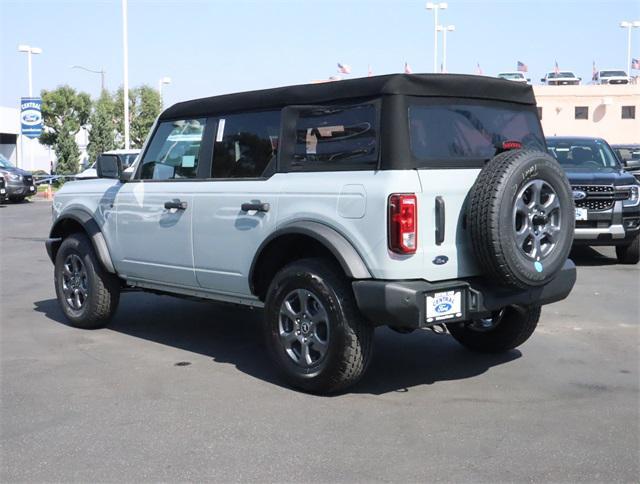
(467, 149, 574, 289)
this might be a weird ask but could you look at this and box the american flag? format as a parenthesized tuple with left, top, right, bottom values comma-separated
(404, 62, 413, 74)
(554, 60, 560, 74)
(592, 60, 597, 81)
(337, 62, 352, 74)
(632, 58, 640, 70)
(475, 62, 483, 75)
(517, 61, 528, 72)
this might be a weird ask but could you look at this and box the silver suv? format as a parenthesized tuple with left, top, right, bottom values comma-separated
(46, 74, 576, 393)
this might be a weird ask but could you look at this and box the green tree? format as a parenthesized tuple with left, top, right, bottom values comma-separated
(40, 85, 91, 174)
(115, 85, 161, 148)
(54, 123, 81, 175)
(87, 90, 116, 163)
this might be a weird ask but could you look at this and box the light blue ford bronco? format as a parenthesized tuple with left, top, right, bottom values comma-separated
(46, 74, 576, 393)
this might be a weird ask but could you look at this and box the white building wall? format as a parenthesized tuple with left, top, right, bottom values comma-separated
(533, 85, 640, 144)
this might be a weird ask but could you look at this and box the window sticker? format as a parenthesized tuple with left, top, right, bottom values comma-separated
(182, 155, 195, 168)
(216, 119, 226, 142)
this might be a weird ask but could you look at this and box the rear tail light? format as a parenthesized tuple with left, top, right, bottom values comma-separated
(388, 193, 417, 254)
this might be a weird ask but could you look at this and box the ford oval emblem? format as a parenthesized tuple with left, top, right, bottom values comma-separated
(572, 190, 587, 200)
(432, 255, 449, 265)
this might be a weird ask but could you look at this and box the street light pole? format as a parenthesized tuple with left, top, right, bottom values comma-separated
(426, 2, 448, 73)
(18, 44, 42, 170)
(18, 45, 42, 96)
(71, 65, 106, 91)
(158, 76, 171, 108)
(122, 0, 130, 150)
(438, 25, 455, 73)
(620, 21, 640, 74)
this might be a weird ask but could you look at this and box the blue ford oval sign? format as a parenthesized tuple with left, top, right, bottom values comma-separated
(572, 190, 587, 201)
(20, 97, 43, 139)
(432, 255, 449, 265)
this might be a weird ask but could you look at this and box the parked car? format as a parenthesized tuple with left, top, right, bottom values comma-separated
(611, 144, 640, 182)
(547, 137, 640, 264)
(0, 153, 36, 202)
(540, 71, 581, 85)
(46, 74, 577, 393)
(76, 149, 140, 179)
(497, 72, 529, 83)
(0, 175, 7, 203)
(594, 69, 630, 85)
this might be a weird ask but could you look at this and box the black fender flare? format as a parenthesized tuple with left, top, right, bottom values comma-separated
(249, 220, 372, 294)
(46, 209, 116, 274)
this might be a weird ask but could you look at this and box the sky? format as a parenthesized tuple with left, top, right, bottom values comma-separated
(1, 0, 639, 109)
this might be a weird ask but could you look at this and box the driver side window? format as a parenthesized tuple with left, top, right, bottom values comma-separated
(139, 118, 206, 180)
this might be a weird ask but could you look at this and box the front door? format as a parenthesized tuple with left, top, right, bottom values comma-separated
(113, 117, 208, 287)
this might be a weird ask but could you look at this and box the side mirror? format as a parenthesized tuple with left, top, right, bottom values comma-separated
(578, 77, 582, 81)
(96, 155, 122, 179)
(540, 78, 545, 83)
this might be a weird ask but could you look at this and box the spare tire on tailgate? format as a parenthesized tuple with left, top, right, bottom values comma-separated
(467, 149, 574, 289)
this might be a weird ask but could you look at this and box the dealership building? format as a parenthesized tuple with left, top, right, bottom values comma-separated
(533, 84, 639, 144)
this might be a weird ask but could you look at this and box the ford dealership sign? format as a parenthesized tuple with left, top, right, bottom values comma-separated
(20, 97, 43, 139)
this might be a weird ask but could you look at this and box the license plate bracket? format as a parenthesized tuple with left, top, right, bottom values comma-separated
(426, 289, 465, 324)
(575, 207, 588, 221)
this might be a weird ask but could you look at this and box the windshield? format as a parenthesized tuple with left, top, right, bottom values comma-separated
(600, 70, 626, 77)
(546, 139, 620, 170)
(409, 101, 545, 164)
(0, 154, 15, 169)
(613, 147, 640, 162)
(548, 72, 575, 79)
(498, 73, 524, 80)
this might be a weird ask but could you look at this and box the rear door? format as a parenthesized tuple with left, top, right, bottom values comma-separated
(408, 98, 546, 280)
(192, 110, 282, 296)
(112, 117, 208, 287)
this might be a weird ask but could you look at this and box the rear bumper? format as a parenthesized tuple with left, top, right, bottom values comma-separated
(352, 260, 576, 329)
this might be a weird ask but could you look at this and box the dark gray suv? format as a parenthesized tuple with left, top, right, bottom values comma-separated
(0, 154, 36, 202)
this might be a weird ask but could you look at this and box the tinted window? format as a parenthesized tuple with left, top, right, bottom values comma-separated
(622, 106, 636, 119)
(575, 106, 588, 120)
(546, 139, 620, 170)
(291, 104, 377, 169)
(212, 111, 280, 178)
(140, 119, 205, 180)
(409, 102, 545, 162)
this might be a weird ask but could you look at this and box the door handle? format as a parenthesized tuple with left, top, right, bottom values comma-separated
(435, 196, 445, 246)
(164, 199, 188, 210)
(241, 202, 270, 213)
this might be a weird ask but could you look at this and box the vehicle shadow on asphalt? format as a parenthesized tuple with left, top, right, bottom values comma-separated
(34, 294, 521, 396)
(570, 246, 618, 266)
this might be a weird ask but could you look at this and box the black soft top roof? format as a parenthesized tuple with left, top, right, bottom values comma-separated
(160, 73, 536, 120)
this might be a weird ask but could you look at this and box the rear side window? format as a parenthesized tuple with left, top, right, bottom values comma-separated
(409, 102, 545, 164)
(140, 118, 205, 180)
(290, 104, 378, 170)
(212, 111, 281, 179)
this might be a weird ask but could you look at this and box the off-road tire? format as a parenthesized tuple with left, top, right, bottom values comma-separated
(448, 305, 541, 353)
(616, 236, 640, 264)
(264, 258, 373, 394)
(54, 232, 120, 329)
(467, 149, 574, 289)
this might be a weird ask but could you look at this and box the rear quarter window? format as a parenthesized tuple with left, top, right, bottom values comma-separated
(287, 103, 378, 171)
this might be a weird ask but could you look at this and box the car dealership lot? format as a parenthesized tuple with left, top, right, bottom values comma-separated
(1, 201, 638, 482)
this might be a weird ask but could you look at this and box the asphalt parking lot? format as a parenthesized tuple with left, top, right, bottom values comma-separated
(1, 200, 638, 482)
